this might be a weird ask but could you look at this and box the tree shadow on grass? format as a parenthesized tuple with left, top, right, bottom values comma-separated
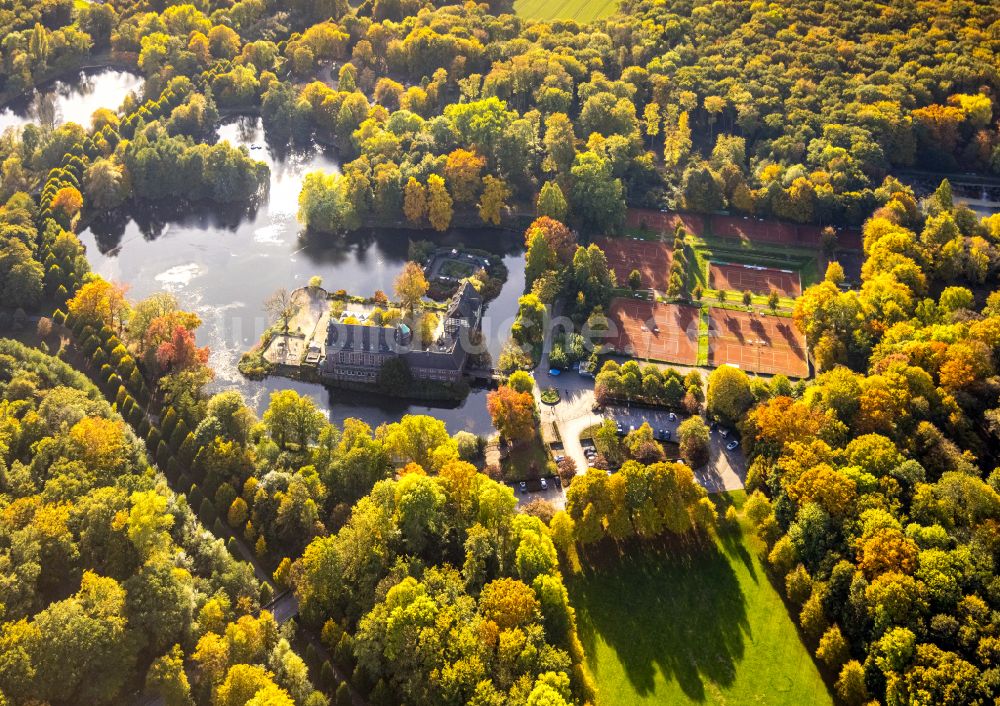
(711, 494, 758, 584)
(569, 535, 751, 702)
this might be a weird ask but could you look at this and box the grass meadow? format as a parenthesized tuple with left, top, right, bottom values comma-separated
(567, 492, 832, 706)
(514, 0, 618, 23)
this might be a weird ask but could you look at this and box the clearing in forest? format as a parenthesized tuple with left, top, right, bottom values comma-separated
(567, 492, 832, 706)
(514, 0, 618, 23)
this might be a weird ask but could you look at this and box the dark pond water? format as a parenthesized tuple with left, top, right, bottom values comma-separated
(0, 68, 144, 133)
(79, 116, 525, 434)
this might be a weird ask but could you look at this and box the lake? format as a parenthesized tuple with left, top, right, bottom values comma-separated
(79, 115, 526, 435)
(0, 68, 145, 133)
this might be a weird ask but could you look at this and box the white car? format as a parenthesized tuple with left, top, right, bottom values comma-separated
(540, 478, 548, 490)
(727, 440, 740, 451)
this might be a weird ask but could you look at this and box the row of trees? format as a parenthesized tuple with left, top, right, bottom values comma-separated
(594, 360, 703, 410)
(0, 339, 325, 705)
(562, 462, 716, 546)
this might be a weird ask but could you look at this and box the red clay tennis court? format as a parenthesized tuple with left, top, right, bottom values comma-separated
(626, 208, 863, 250)
(708, 309, 809, 378)
(626, 209, 706, 236)
(595, 238, 673, 290)
(709, 262, 802, 297)
(607, 298, 699, 365)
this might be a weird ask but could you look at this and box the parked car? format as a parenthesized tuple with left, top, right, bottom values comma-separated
(554, 455, 565, 462)
(540, 478, 548, 490)
(720, 428, 730, 438)
(668, 412, 677, 422)
(518, 481, 527, 494)
(548, 368, 562, 376)
(727, 440, 740, 451)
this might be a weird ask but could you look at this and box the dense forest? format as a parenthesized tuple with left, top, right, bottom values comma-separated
(1, 0, 999, 703)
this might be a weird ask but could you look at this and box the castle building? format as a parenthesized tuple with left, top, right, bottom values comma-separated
(319, 281, 484, 384)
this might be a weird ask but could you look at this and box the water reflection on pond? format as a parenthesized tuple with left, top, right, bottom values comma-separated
(0, 68, 144, 132)
(79, 116, 524, 434)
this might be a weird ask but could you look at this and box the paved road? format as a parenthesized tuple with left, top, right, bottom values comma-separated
(265, 591, 300, 624)
(537, 379, 601, 473)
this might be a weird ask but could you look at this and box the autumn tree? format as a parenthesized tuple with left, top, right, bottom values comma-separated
(264, 288, 294, 331)
(85, 159, 127, 211)
(678, 416, 710, 467)
(394, 261, 428, 312)
(262, 389, 326, 450)
(487, 385, 537, 442)
(403, 177, 427, 225)
(706, 365, 753, 425)
(426, 174, 453, 231)
(146, 644, 193, 706)
(51, 186, 83, 221)
(155, 325, 209, 374)
(478, 175, 509, 225)
(68, 277, 130, 334)
(536, 180, 568, 221)
(443, 148, 486, 204)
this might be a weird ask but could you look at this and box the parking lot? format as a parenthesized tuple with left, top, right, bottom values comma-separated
(510, 477, 565, 510)
(600, 405, 747, 492)
(604, 405, 684, 449)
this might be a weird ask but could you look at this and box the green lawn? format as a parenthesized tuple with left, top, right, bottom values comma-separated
(502, 432, 552, 481)
(514, 0, 618, 23)
(567, 493, 831, 706)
